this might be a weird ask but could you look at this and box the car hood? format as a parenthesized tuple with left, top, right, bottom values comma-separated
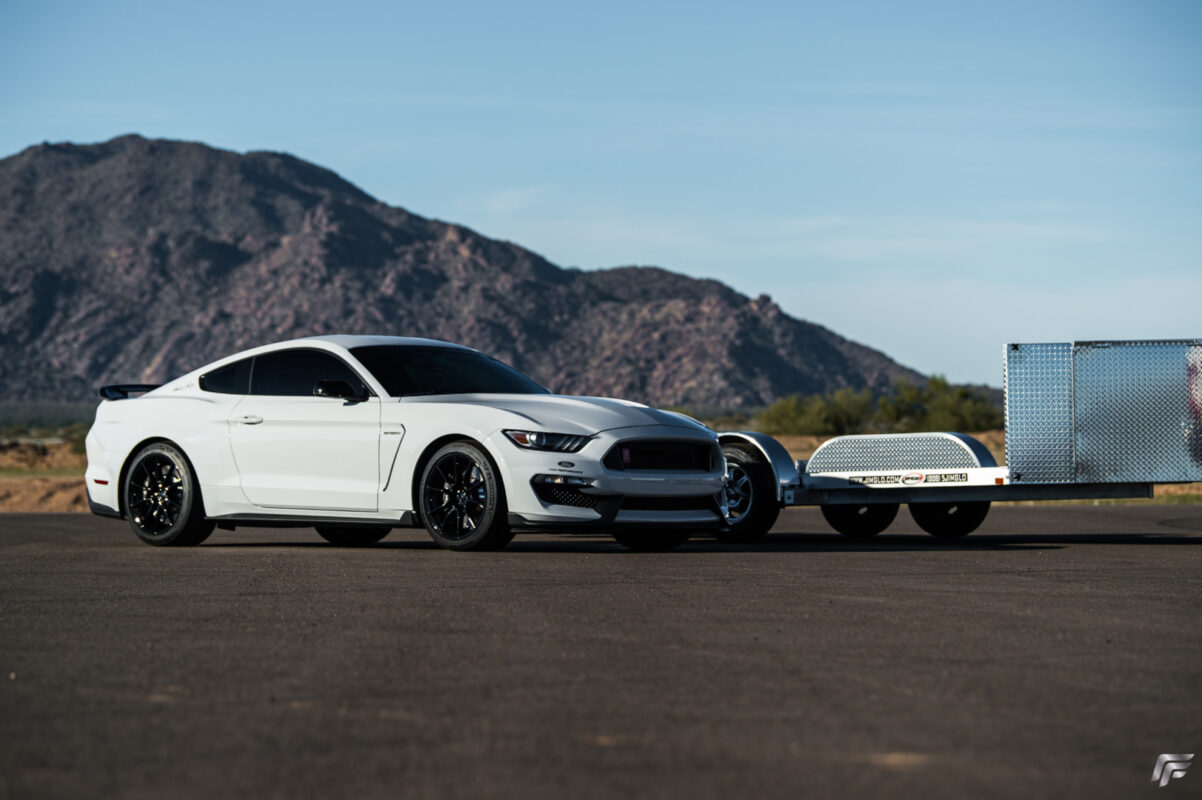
(399, 393, 712, 436)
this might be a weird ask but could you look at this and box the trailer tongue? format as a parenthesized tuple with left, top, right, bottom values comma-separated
(718, 339, 1202, 541)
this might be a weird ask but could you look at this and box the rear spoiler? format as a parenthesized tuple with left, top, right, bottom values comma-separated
(99, 384, 161, 401)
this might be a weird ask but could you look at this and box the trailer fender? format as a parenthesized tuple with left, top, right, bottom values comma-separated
(717, 432, 799, 504)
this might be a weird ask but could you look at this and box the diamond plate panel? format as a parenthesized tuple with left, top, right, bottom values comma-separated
(1005, 343, 1074, 483)
(805, 433, 993, 474)
(1072, 341, 1202, 483)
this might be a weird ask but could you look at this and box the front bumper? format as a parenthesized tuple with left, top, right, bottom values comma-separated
(487, 424, 728, 530)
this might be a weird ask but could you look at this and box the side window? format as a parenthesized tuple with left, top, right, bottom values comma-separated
(250, 349, 367, 397)
(199, 358, 252, 395)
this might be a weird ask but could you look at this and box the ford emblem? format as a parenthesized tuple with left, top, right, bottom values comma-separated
(558, 461, 575, 468)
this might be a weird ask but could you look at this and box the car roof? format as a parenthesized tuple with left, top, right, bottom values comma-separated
(293, 335, 475, 351)
(162, 335, 477, 395)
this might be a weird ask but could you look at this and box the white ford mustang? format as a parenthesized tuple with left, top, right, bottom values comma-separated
(84, 335, 748, 550)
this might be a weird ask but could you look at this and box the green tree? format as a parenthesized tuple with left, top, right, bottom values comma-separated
(823, 387, 875, 435)
(756, 378, 1001, 436)
(878, 377, 1001, 432)
(756, 388, 874, 436)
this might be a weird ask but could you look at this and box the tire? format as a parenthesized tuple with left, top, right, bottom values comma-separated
(908, 501, 990, 540)
(820, 503, 899, 540)
(419, 441, 514, 551)
(715, 443, 780, 543)
(315, 525, 392, 546)
(123, 442, 215, 547)
(611, 529, 692, 551)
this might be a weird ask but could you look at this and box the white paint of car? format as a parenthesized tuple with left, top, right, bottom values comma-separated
(85, 335, 726, 529)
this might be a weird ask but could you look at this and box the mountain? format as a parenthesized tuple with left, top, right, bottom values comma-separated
(0, 135, 923, 407)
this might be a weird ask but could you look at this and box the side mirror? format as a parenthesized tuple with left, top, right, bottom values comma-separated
(314, 379, 366, 401)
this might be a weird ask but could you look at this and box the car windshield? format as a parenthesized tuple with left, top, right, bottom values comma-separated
(350, 345, 549, 397)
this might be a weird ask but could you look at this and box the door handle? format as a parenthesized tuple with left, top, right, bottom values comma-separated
(236, 415, 263, 425)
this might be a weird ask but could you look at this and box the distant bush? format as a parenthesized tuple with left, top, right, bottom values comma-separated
(62, 422, 90, 454)
(756, 388, 874, 436)
(0, 402, 96, 430)
(0, 403, 96, 450)
(752, 377, 1001, 436)
(877, 376, 1002, 432)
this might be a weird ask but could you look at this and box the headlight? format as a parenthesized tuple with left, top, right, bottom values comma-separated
(503, 430, 592, 452)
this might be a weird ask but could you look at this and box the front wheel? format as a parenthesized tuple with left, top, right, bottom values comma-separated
(316, 525, 392, 546)
(908, 502, 990, 539)
(419, 441, 514, 551)
(611, 529, 692, 551)
(715, 443, 780, 543)
(123, 442, 214, 546)
(820, 503, 899, 540)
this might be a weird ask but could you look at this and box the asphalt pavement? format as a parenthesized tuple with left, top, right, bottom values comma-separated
(2, 506, 1200, 800)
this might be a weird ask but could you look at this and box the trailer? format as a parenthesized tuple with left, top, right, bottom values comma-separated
(717, 339, 1202, 541)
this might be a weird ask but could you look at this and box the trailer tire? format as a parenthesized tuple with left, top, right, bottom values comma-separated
(716, 444, 780, 542)
(821, 503, 898, 539)
(909, 501, 990, 539)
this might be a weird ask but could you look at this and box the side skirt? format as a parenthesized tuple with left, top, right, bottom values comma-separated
(209, 511, 418, 530)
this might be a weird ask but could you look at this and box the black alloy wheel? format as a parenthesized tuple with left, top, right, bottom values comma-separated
(419, 441, 513, 551)
(123, 442, 214, 546)
(820, 502, 899, 540)
(715, 443, 780, 543)
(908, 501, 991, 539)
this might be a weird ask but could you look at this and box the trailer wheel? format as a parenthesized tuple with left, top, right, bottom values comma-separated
(821, 503, 898, 539)
(716, 443, 780, 542)
(909, 501, 990, 539)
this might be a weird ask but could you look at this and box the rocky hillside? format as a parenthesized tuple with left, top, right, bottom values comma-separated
(0, 135, 922, 406)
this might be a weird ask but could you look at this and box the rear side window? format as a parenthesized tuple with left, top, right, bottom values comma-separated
(250, 349, 367, 397)
(199, 358, 252, 395)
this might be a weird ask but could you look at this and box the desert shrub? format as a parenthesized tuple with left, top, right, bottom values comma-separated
(878, 376, 1002, 432)
(62, 422, 90, 454)
(753, 377, 1001, 436)
(756, 388, 874, 436)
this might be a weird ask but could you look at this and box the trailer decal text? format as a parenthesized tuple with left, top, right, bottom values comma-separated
(849, 472, 969, 486)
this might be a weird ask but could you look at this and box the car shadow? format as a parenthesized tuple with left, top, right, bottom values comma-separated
(195, 527, 1202, 553)
(505, 533, 1062, 553)
(198, 532, 1061, 553)
(707, 531, 1202, 552)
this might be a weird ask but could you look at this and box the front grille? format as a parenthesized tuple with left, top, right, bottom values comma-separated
(533, 484, 606, 509)
(603, 440, 716, 472)
(621, 495, 717, 512)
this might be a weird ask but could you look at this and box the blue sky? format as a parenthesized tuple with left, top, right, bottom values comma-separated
(3, 0, 1199, 385)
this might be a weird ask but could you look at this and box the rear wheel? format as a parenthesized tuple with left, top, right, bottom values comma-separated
(715, 443, 780, 543)
(315, 525, 392, 546)
(909, 501, 990, 539)
(123, 442, 214, 546)
(820, 503, 899, 540)
(419, 441, 514, 551)
(611, 529, 692, 551)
